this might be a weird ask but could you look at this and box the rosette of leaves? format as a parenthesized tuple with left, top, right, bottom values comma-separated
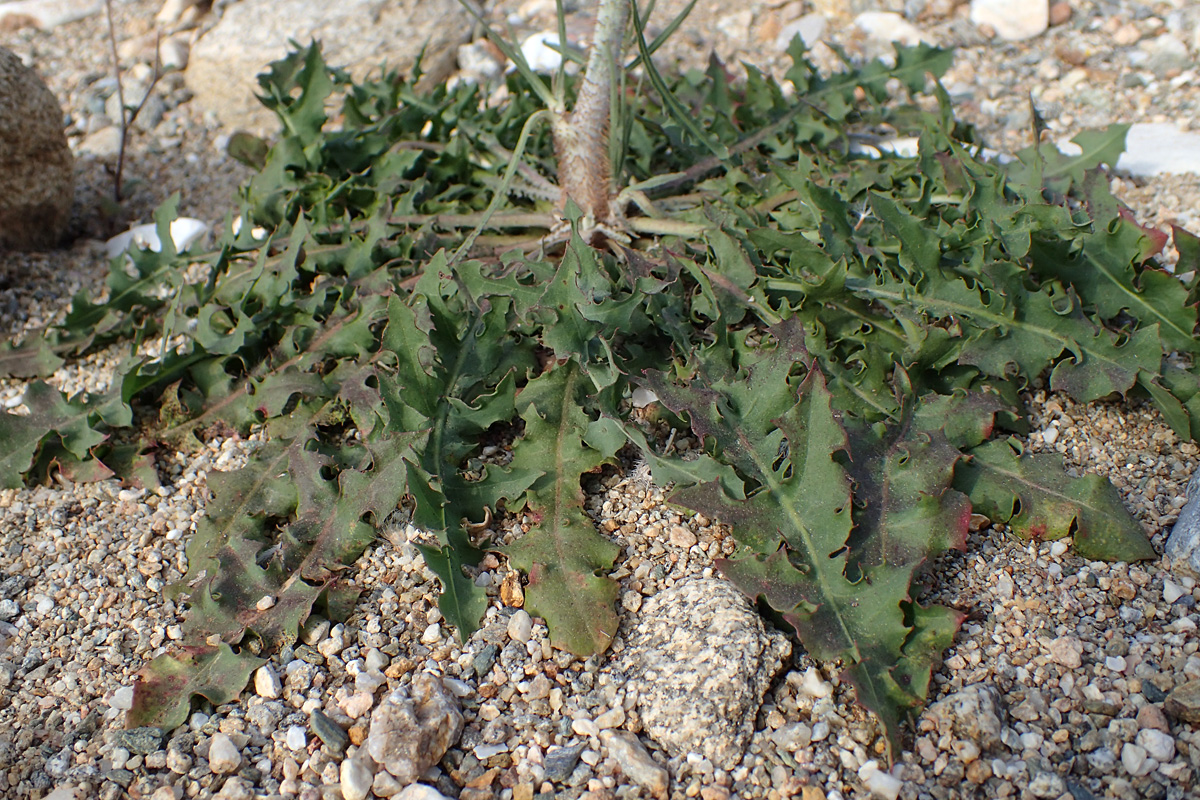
(0, 0, 1188, 759)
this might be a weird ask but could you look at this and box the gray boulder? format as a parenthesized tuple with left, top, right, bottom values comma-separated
(1166, 469, 1200, 578)
(184, 0, 472, 134)
(611, 577, 792, 769)
(0, 46, 73, 250)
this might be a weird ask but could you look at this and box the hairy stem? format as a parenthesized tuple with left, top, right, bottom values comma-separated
(551, 0, 628, 229)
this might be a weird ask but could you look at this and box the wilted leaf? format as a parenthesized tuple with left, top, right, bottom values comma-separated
(128, 644, 263, 731)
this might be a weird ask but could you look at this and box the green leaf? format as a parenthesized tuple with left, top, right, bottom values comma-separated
(227, 132, 270, 170)
(504, 363, 622, 657)
(179, 428, 416, 651)
(0, 339, 65, 378)
(651, 320, 959, 760)
(0, 382, 113, 488)
(127, 644, 264, 731)
(1030, 227, 1197, 354)
(956, 438, 1156, 562)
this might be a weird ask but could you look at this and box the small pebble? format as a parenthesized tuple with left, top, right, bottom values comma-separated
(1121, 742, 1151, 777)
(254, 665, 282, 699)
(340, 755, 374, 800)
(572, 716, 600, 737)
(285, 725, 307, 750)
(110, 686, 135, 711)
(207, 732, 242, 774)
(311, 708, 350, 754)
(1164, 580, 1186, 603)
(508, 609, 533, 643)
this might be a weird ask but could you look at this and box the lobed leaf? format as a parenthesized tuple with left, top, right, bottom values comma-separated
(504, 363, 622, 657)
(128, 643, 264, 731)
(955, 438, 1156, 562)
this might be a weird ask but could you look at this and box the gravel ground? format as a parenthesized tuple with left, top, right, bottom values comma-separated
(4, 2, 1200, 800)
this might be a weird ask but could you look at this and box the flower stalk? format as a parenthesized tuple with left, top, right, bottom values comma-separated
(550, 0, 628, 237)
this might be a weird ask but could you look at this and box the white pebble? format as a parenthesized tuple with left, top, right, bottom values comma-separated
(364, 648, 388, 672)
(355, 670, 385, 694)
(207, 732, 242, 774)
(34, 595, 54, 615)
(858, 760, 902, 800)
(473, 742, 508, 760)
(1164, 580, 1186, 604)
(594, 706, 626, 729)
(340, 755, 374, 800)
(1122, 742, 1151, 776)
(508, 610, 533, 643)
(572, 717, 600, 737)
(420, 623, 442, 644)
(285, 726, 307, 750)
(342, 691, 376, 719)
(1106, 655, 1128, 673)
(1137, 729, 1176, 762)
(1050, 540, 1069, 557)
(800, 666, 833, 698)
(254, 665, 282, 699)
(811, 721, 831, 742)
(1041, 425, 1059, 445)
(110, 686, 135, 711)
(255, 595, 275, 611)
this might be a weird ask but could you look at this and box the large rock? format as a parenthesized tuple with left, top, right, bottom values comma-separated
(1167, 469, 1200, 577)
(0, 47, 73, 250)
(0, 0, 100, 31)
(366, 673, 463, 784)
(969, 0, 1049, 41)
(184, 0, 471, 134)
(923, 683, 1006, 751)
(610, 578, 791, 769)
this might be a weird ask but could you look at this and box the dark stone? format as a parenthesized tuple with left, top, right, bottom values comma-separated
(168, 731, 197, 755)
(436, 772, 460, 798)
(294, 644, 324, 665)
(65, 710, 100, 748)
(111, 727, 166, 755)
(543, 743, 586, 782)
(1143, 781, 1167, 800)
(309, 708, 348, 755)
(0, 574, 28, 600)
(29, 770, 51, 791)
(1066, 779, 1098, 800)
(1143, 682, 1168, 704)
(105, 768, 135, 788)
(472, 644, 499, 678)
